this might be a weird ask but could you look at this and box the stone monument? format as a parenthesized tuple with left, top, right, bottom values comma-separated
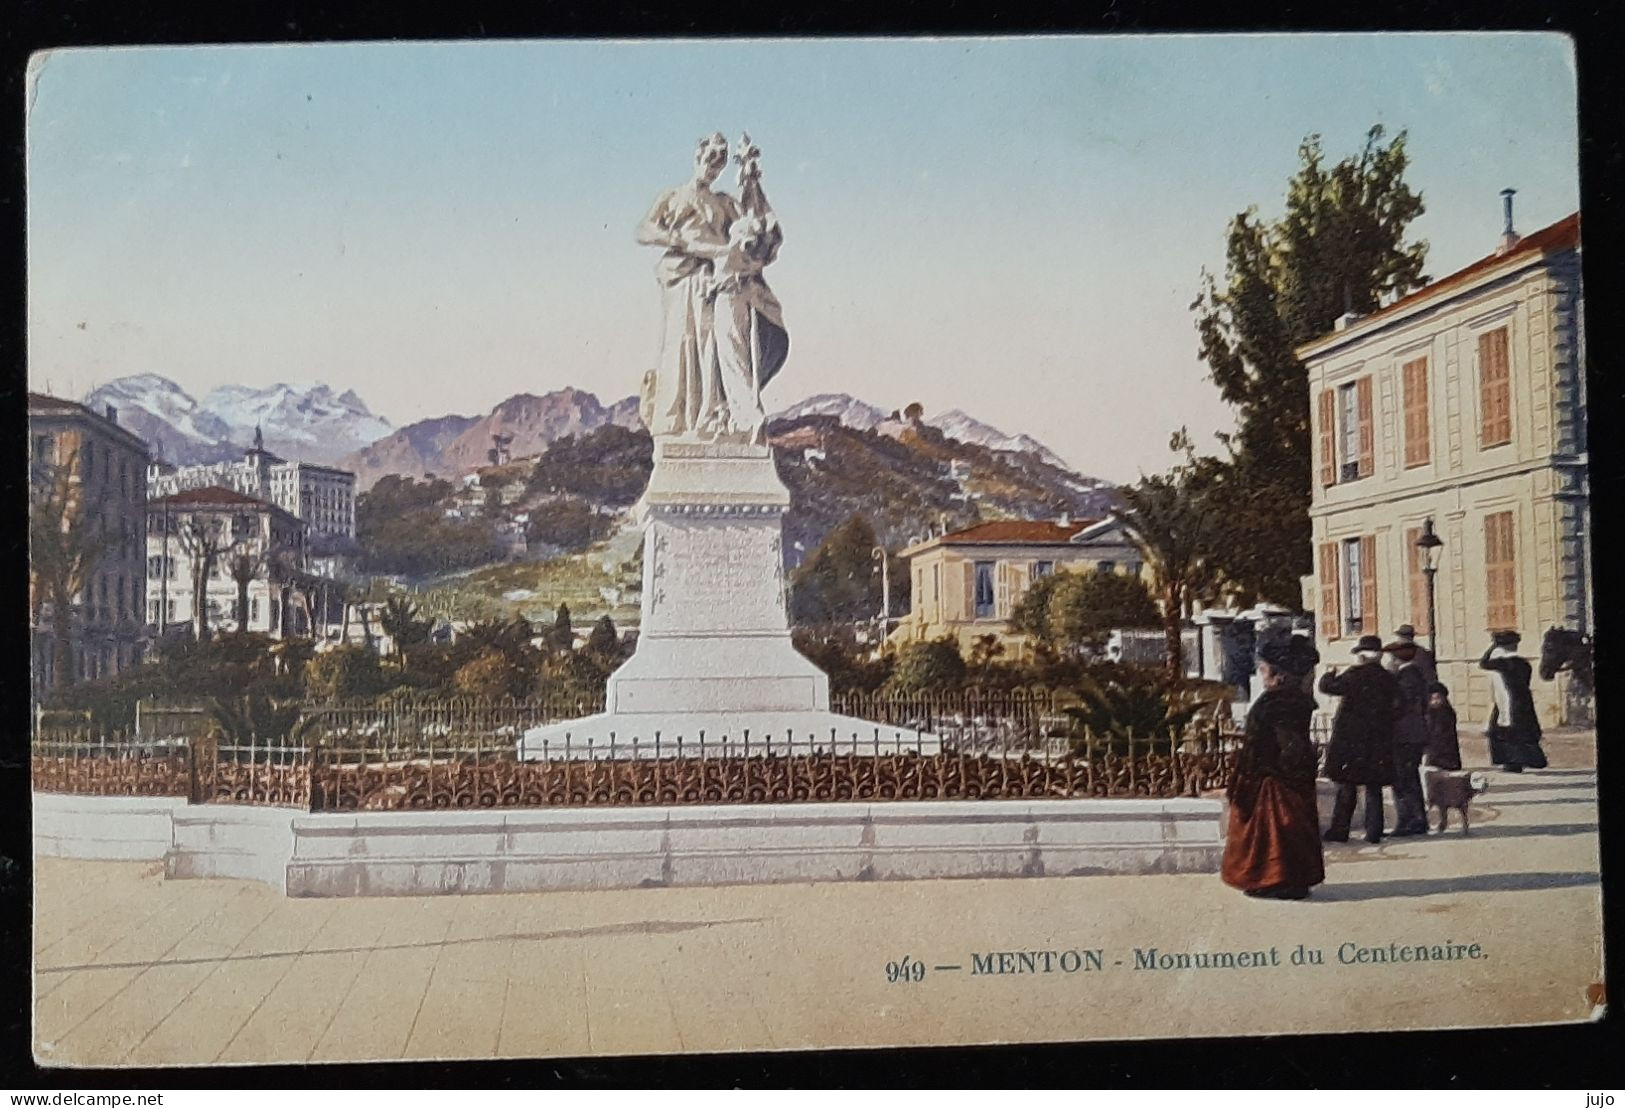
(520, 134, 936, 757)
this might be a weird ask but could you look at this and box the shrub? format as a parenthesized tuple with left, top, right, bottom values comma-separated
(1064, 663, 1232, 749)
(452, 648, 536, 700)
(304, 645, 384, 702)
(886, 638, 967, 693)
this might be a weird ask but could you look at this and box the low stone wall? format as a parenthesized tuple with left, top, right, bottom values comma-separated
(168, 804, 300, 892)
(35, 792, 1224, 897)
(32, 794, 187, 861)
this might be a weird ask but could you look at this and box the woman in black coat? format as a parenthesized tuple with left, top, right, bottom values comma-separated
(1480, 630, 1546, 772)
(1221, 635, 1325, 899)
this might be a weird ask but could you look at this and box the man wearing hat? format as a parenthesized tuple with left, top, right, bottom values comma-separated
(1318, 634, 1399, 843)
(1385, 637, 1432, 835)
(1384, 623, 1437, 686)
(1479, 630, 1546, 772)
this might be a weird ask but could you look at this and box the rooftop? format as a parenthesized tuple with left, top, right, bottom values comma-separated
(940, 518, 1102, 545)
(1298, 211, 1580, 359)
(27, 391, 152, 456)
(149, 485, 300, 524)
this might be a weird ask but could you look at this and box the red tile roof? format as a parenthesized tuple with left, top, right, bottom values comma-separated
(150, 485, 277, 510)
(1300, 212, 1580, 355)
(940, 519, 1101, 544)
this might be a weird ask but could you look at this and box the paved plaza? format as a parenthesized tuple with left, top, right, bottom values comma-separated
(33, 731, 1602, 1067)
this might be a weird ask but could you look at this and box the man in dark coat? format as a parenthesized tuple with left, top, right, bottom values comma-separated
(1318, 634, 1399, 843)
(1479, 629, 1547, 772)
(1385, 623, 1437, 685)
(1386, 639, 1431, 835)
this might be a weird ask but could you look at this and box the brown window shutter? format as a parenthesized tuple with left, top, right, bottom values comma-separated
(1317, 389, 1337, 487)
(1403, 358, 1430, 467)
(1479, 329, 1512, 447)
(1359, 534, 1378, 634)
(1318, 541, 1340, 639)
(1485, 511, 1517, 629)
(1355, 376, 1375, 478)
(1405, 526, 1430, 635)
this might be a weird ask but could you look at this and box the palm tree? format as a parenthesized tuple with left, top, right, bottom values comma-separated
(29, 451, 113, 690)
(1118, 454, 1220, 677)
(379, 595, 432, 665)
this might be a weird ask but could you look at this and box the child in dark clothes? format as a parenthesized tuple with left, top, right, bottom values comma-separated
(1424, 682, 1463, 771)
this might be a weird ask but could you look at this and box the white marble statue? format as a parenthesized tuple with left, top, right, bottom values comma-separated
(637, 132, 788, 444)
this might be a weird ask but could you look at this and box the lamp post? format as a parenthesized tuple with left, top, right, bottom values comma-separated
(872, 546, 890, 642)
(1416, 518, 1445, 656)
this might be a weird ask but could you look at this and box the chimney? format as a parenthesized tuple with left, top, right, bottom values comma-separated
(1333, 281, 1361, 331)
(103, 404, 117, 424)
(1497, 188, 1521, 254)
(1058, 511, 1070, 527)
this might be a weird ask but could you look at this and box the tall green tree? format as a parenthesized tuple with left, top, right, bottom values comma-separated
(1190, 126, 1428, 603)
(790, 514, 893, 626)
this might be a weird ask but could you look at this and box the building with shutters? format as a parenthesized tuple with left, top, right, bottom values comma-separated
(147, 486, 343, 640)
(889, 517, 1146, 653)
(28, 394, 152, 698)
(1298, 209, 1587, 725)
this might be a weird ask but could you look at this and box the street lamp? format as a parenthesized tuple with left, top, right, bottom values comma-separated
(872, 546, 890, 642)
(1416, 518, 1445, 656)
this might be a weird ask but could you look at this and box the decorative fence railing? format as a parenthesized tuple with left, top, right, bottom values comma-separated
(32, 691, 1333, 811)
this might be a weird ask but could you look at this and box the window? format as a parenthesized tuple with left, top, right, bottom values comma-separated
(1096, 560, 1116, 574)
(149, 555, 164, 578)
(1337, 378, 1374, 482)
(33, 434, 53, 464)
(166, 599, 177, 621)
(1479, 327, 1512, 447)
(1402, 357, 1430, 468)
(1340, 535, 1378, 637)
(1128, 561, 1143, 578)
(251, 598, 261, 623)
(1485, 511, 1517, 629)
(1031, 560, 1054, 581)
(233, 513, 255, 539)
(973, 561, 996, 619)
(84, 442, 94, 482)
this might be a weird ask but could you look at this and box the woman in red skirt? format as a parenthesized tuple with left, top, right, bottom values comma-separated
(1221, 635, 1326, 900)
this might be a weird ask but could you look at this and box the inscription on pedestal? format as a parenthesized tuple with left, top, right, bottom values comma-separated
(645, 516, 787, 635)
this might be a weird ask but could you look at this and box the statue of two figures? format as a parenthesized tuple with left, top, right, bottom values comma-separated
(637, 132, 787, 445)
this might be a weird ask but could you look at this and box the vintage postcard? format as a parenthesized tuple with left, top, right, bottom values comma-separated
(26, 34, 1600, 1068)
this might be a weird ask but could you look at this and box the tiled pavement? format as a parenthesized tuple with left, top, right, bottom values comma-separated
(34, 731, 1603, 1066)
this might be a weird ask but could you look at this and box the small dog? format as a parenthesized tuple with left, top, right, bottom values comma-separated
(1424, 769, 1489, 834)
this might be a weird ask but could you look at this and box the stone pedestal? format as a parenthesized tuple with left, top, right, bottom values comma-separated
(520, 440, 937, 758)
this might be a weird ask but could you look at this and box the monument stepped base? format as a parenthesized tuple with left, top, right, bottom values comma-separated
(517, 710, 941, 759)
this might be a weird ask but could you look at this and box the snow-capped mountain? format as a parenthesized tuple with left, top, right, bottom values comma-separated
(82, 376, 395, 466)
(200, 382, 395, 464)
(769, 393, 890, 431)
(926, 408, 1074, 471)
(83, 374, 241, 465)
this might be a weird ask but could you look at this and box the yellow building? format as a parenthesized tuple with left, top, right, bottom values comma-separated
(890, 517, 1144, 653)
(1298, 210, 1587, 724)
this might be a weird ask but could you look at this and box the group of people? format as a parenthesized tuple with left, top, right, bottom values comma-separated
(1220, 624, 1548, 901)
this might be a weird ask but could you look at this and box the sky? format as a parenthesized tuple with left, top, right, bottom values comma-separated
(26, 35, 1579, 482)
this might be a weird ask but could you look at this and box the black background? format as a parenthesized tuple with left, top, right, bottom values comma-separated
(1, 0, 1620, 1090)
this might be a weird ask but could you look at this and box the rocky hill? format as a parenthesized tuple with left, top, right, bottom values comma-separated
(431, 389, 641, 478)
